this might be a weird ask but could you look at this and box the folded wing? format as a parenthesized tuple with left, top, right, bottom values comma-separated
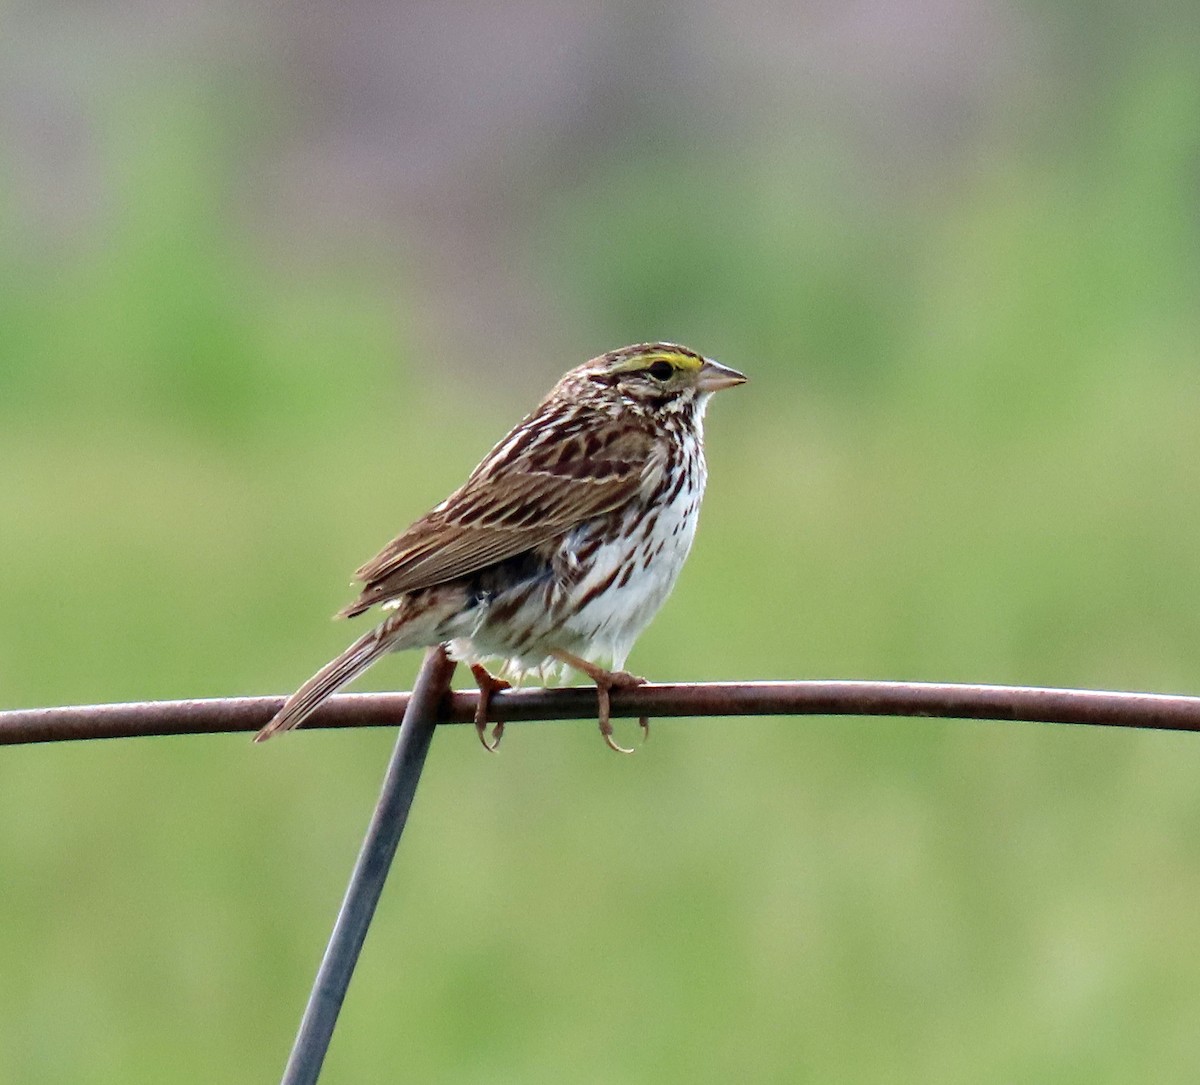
(338, 414, 653, 617)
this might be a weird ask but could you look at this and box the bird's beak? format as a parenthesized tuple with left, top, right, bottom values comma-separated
(696, 359, 748, 393)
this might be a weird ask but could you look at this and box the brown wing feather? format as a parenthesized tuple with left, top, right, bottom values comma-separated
(338, 409, 653, 617)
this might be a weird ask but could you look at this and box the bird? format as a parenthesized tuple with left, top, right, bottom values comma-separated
(254, 343, 746, 753)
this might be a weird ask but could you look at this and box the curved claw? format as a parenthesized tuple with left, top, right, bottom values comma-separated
(639, 716, 650, 744)
(476, 719, 500, 753)
(603, 730, 636, 755)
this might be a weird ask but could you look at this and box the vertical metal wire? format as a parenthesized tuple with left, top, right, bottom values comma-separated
(278, 645, 457, 1085)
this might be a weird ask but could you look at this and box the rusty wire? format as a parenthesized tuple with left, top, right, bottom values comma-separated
(9, 667, 1200, 1085)
(4, 679, 1200, 746)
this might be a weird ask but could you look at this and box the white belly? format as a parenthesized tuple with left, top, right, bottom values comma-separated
(558, 492, 700, 669)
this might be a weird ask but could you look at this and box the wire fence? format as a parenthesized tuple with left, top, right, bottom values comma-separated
(8, 664, 1200, 1084)
(6, 676, 1200, 745)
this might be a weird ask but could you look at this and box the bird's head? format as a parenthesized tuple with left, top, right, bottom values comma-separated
(570, 343, 747, 417)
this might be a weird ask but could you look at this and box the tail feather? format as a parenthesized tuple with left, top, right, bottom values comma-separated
(255, 625, 396, 742)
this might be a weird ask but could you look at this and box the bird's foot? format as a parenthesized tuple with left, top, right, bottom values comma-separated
(550, 650, 649, 753)
(469, 664, 511, 752)
(595, 670, 649, 754)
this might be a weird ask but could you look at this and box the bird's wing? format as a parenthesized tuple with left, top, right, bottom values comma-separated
(338, 415, 653, 617)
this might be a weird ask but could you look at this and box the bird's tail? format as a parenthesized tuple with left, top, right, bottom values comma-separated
(254, 622, 398, 742)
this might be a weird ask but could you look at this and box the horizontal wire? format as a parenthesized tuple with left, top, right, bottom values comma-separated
(4, 680, 1200, 746)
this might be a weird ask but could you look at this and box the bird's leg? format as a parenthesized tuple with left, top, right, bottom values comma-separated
(550, 649, 649, 754)
(469, 663, 511, 752)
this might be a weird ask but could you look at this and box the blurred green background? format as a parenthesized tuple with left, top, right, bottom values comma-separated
(3, 3, 1200, 1082)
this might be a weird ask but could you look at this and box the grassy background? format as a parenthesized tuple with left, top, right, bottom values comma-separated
(3, 5, 1200, 1082)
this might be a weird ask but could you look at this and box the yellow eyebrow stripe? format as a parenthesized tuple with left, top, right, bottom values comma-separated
(648, 350, 702, 372)
(611, 349, 703, 374)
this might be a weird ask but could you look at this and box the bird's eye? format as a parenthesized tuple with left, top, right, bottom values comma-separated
(646, 360, 675, 382)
